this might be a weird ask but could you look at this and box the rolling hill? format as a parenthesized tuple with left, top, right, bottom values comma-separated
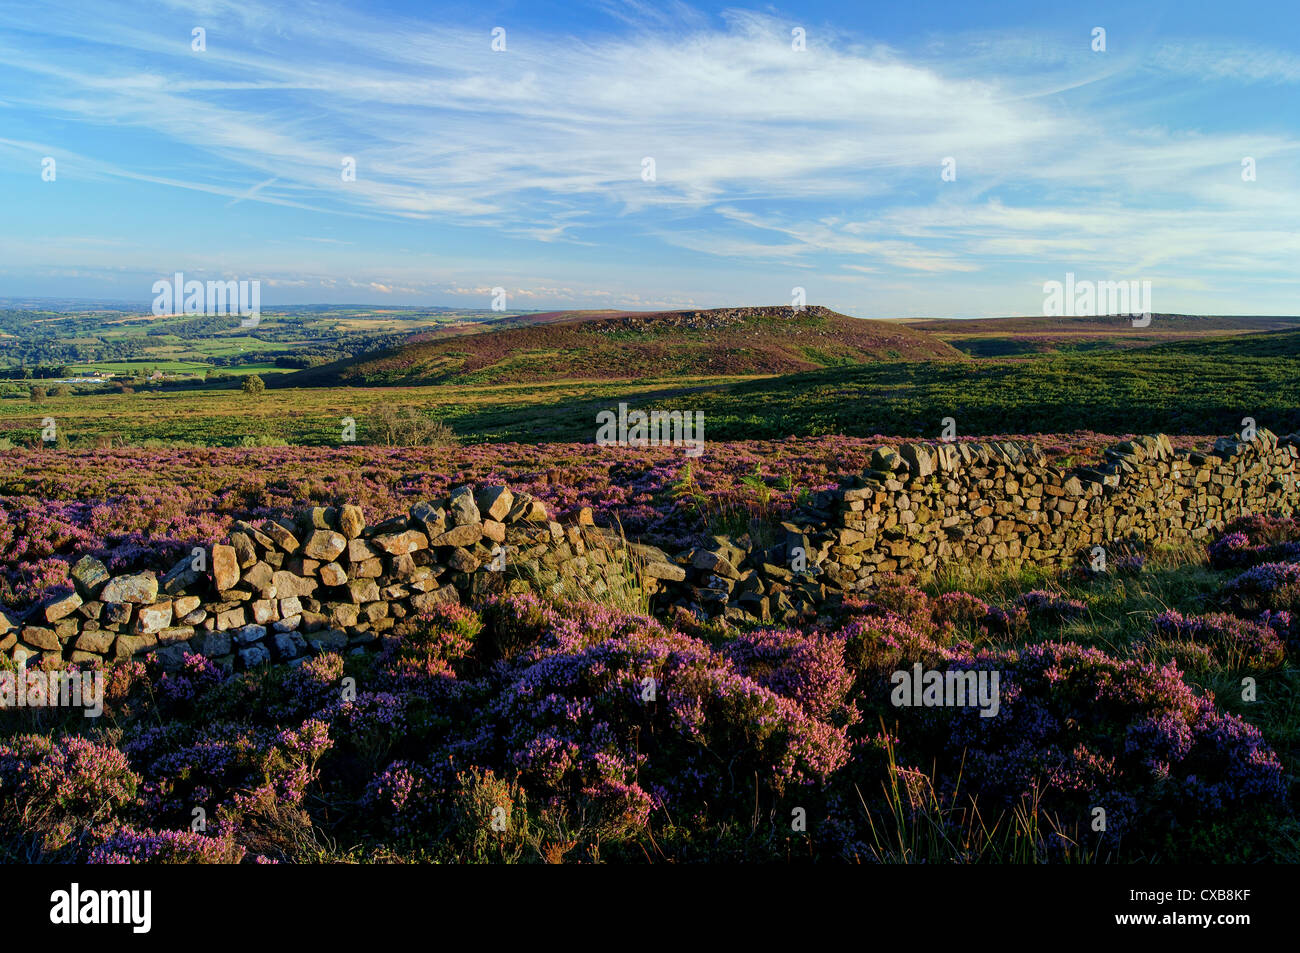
(904, 313, 1300, 356)
(281, 305, 965, 387)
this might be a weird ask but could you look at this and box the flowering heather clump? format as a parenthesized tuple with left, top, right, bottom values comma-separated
(1209, 531, 1300, 570)
(1257, 610, 1297, 650)
(267, 652, 346, 721)
(262, 719, 333, 804)
(1150, 610, 1286, 669)
(1014, 589, 1089, 624)
(854, 577, 934, 630)
(724, 628, 859, 725)
(476, 592, 565, 662)
(363, 760, 441, 838)
(982, 603, 1029, 637)
(313, 692, 404, 771)
(901, 643, 1286, 844)
(1220, 562, 1300, 613)
(155, 652, 226, 711)
(130, 723, 269, 822)
(1113, 553, 1146, 575)
(400, 601, 483, 666)
(487, 598, 850, 830)
(88, 825, 244, 864)
(0, 734, 139, 849)
(836, 611, 947, 680)
(1209, 532, 1255, 568)
(1220, 514, 1300, 547)
(103, 660, 150, 710)
(930, 591, 992, 635)
(422, 599, 485, 639)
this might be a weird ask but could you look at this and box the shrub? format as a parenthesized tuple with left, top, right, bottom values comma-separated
(725, 627, 859, 725)
(0, 735, 139, 850)
(1220, 562, 1300, 613)
(838, 611, 947, 681)
(891, 643, 1285, 847)
(1209, 531, 1300, 570)
(88, 826, 244, 864)
(930, 591, 992, 634)
(241, 374, 265, 396)
(1149, 610, 1286, 669)
(1014, 589, 1089, 624)
(155, 652, 227, 713)
(449, 767, 533, 862)
(372, 403, 458, 447)
(485, 596, 851, 831)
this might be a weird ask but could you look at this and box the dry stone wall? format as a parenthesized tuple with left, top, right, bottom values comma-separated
(0, 484, 683, 673)
(3, 430, 1297, 671)
(674, 429, 1300, 626)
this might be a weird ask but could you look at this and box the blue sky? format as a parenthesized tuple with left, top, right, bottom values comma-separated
(0, 0, 1297, 317)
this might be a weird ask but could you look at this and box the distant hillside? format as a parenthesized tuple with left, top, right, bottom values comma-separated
(619, 332, 1300, 441)
(1147, 326, 1300, 358)
(904, 313, 1300, 356)
(282, 305, 964, 386)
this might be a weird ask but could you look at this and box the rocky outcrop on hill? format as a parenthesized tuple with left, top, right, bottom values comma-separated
(585, 306, 841, 335)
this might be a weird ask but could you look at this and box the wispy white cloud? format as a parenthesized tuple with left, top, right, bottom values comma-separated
(0, 1, 1296, 312)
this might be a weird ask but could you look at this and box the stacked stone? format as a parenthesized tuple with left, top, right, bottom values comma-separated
(816, 429, 1299, 595)
(5, 430, 1298, 661)
(663, 430, 1299, 622)
(2, 485, 648, 671)
(672, 525, 840, 627)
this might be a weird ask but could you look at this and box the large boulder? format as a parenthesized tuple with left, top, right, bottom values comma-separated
(101, 572, 158, 605)
(303, 530, 347, 562)
(475, 486, 514, 523)
(449, 486, 481, 527)
(70, 555, 110, 599)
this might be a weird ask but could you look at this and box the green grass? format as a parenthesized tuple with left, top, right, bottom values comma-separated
(657, 348, 1300, 440)
(0, 376, 743, 446)
(3, 331, 1297, 448)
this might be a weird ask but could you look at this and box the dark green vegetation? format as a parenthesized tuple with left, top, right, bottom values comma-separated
(906, 313, 1300, 357)
(1, 304, 1296, 447)
(656, 335, 1300, 441)
(2, 331, 1297, 448)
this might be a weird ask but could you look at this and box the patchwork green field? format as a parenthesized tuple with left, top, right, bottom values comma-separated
(0, 302, 537, 380)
